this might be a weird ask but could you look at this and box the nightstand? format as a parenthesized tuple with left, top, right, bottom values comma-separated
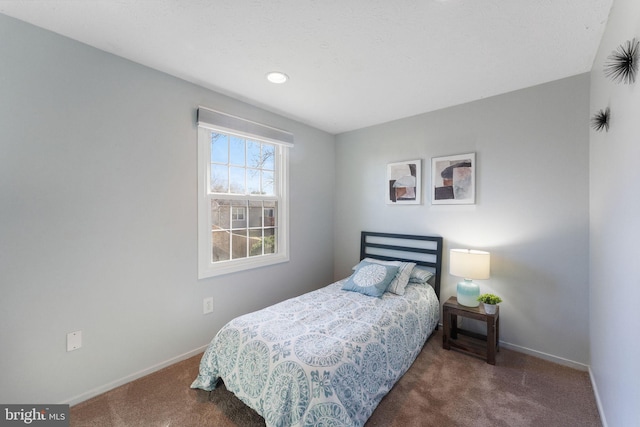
(442, 296, 499, 364)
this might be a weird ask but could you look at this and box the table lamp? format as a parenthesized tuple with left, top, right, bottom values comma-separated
(450, 249, 490, 307)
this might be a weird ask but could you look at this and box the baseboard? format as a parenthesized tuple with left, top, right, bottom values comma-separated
(62, 345, 208, 406)
(498, 341, 589, 371)
(436, 321, 589, 371)
(588, 367, 609, 427)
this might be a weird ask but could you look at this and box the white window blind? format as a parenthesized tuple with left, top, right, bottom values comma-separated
(197, 107, 294, 147)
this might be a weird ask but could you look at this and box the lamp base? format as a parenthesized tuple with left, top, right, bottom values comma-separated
(457, 279, 480, 307)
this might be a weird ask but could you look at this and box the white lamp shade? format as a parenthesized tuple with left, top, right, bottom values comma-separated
(450, 249, 490, 280)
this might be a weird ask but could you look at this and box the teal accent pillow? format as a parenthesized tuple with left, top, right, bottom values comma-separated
(342, 261, 400, 297)
(359, 258, 416, 295)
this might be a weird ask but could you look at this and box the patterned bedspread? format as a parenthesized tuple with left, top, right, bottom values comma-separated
(191, 279, 440, 427)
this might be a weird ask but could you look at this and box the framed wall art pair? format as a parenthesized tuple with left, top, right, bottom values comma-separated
(386, 153, 475, 205)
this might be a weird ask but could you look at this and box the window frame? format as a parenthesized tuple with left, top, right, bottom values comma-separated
(197, 112, 290, 279)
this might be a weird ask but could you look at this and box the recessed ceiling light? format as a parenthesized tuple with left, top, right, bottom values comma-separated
(266, 71, 289, 84)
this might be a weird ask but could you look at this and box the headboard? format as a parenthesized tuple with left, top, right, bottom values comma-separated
(360, 231, 443, 299)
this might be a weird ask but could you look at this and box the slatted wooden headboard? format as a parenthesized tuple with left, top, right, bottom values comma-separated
(360, 231, 443, 299)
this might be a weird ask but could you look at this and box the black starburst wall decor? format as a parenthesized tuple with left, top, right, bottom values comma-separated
(591, 107, 610, 132)
(604, 38, 639, 84)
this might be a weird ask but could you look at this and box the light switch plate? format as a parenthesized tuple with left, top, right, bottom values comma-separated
(67, 331, 82, 352)
(203, 297, 214, 314)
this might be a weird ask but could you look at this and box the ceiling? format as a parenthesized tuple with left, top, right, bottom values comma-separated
(0, 0, 613, 134)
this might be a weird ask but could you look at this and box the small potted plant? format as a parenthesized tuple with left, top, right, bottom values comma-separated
(477, 293, 502, 315)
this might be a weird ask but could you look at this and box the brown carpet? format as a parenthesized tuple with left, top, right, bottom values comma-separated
(70, 329, 602, 427)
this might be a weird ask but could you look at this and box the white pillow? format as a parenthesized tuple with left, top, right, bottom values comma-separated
(409, 266, 435, 284)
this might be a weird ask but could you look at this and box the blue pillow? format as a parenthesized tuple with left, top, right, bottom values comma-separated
(359, 258, 416, 295)
(342, 261, 400, 297)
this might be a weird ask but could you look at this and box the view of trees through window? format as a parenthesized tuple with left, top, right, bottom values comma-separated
(208, 132, 278, 262)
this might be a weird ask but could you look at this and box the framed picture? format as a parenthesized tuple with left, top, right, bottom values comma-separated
(386, 159, 421, 205)
(431, 153, 475, 204)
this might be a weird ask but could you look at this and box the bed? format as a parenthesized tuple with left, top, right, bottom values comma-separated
(191, 231, 443, 427)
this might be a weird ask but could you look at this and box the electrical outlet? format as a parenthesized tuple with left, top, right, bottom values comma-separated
(203, 297, 214, 314)
(67, 331, 82, 352)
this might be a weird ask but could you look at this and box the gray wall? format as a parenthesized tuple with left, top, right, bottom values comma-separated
(589, 0, 640, 426)
(334, 74, 591, 366)
(0, 15, 335, 404)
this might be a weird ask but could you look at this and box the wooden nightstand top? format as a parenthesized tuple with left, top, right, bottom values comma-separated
(443, 296, 499, 317)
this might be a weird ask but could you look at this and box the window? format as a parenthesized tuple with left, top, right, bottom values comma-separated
(197, 107, 292, 278)
(231, 207, 245, 221)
